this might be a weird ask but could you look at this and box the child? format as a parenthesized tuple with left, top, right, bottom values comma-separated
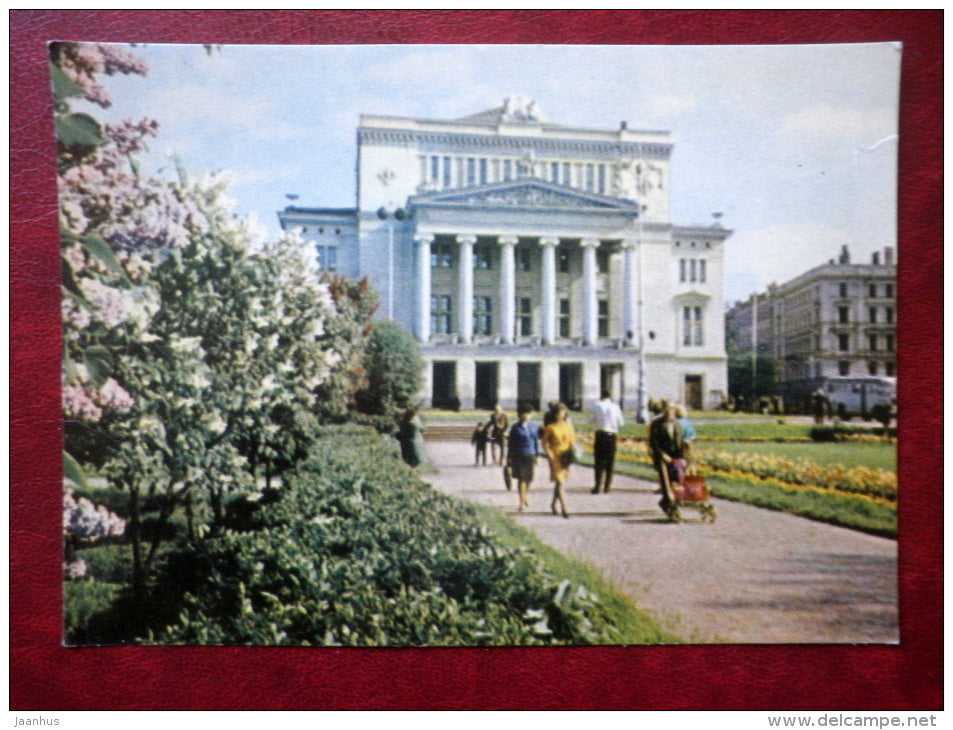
(471, 422, 489, 466)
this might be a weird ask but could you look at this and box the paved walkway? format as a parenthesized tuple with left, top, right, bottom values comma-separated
(423, 440, 898, 644)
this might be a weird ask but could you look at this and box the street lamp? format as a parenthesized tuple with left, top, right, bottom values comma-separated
(377, 205, 406, 319)
(636, 198, 649, 424)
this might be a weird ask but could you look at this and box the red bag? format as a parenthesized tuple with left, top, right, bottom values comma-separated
(672, 474, 708, 501)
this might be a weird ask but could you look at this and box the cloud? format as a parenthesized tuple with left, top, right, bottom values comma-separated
(779, 104, 896, 142)
(652, 94, 697, 117)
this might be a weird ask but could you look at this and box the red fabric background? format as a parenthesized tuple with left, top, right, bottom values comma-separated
(10, 10, 942, 710)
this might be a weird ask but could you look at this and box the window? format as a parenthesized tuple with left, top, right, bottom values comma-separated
(884, 283, 894, 298)
(562, 162, 571, 186)
(838, 360, 850, 376)
(598, 299, 609, 338)
(679, 259, 686, 282)
(585, 163, 595, 192)
(689, 259, 697, 283)
(479, 158, 488, 185)
(885, 361, 895, 376)
(598, 164, 606, 194)
(699, 259, 706, 283)
(869, 283, 877, 298)
(869, 307, 877, 323)
(839, 307, 849, 324)
(868, 334, 878, 352)
(431, 243, 453, 268)
(559, 299, 571, 338)
(430, 155, 440, 182)
(516, 247, 532, 272)
(885, 334, 894, 352)
(473, 296, 492, 336)
(517, 297, 532, 336)
(683, 306, 703, 346)
(558, 247, 571, 273)
(885, 306, 894, 324)
(442, 156, 452, 187)
(838, 333, 850, 352)
(431, 295, 452, 334)
(503, 159, 513, 181)
(868, 361, 879, 375)
(316, 245, 338, 272)
(596, 249, 610, 274)
(551, 161, 560, 184)
(466, 158, 476, 186)
(473, 244, 493, 270)
(839, 282, 848, 298)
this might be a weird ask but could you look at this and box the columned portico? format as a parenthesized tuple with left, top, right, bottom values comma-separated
(498, 235, 517, 344)
(456, 234, 476, 343)
(581, 237, 600, 346)
(414, 232, 434, 343)
(539, 236, 558, 345)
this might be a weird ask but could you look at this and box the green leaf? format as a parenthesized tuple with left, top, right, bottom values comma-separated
(55, 112, 105, 148)
(79, 234, 131, 285)
(84, 345, 114, 387)
(50, 61, 86, 101)
(61, 255, 87, 301)
(63, 451, 88, 489)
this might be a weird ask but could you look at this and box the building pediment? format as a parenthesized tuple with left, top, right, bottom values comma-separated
(409, 179, 641, 215)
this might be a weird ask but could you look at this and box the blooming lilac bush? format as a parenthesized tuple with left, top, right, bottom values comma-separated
(56, 43, 361, 592)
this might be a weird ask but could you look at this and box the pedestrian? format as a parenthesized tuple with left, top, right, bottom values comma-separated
(542, 403, 575, 519)
(489, 404, 509, 465)
(648, 404, 685, 514)
(397, 407, 426, 468)
(507, 402, 539, 513)
(674, 404, 696, 475)
(470, 421, 490, 466)
(588, 388, 625, 493)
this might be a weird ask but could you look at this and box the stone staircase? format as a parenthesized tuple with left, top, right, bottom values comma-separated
(422, 424, 478, 441)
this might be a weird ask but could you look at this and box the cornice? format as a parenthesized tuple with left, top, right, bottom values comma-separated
(358, 127, 672, 160)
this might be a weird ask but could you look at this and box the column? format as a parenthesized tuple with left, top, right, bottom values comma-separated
(457, 234, 476, 344)
(498, 235, 517, 344)
(414, 232, 434, 343)
(622, 239, 637, 345)
(581, 237, 600, 346)
(539, 237, 559, 345)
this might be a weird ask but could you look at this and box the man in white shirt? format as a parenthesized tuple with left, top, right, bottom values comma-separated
(589, 389, 625, 493)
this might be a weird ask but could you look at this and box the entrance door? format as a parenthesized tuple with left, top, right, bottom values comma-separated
(559, 363, 583, 411)
(600, 363, 624, 408)
(684, 374, 703, 410)
(474, 362, 499, 410)
(516, 362, 541, 411)
(432, 361, 458, 410)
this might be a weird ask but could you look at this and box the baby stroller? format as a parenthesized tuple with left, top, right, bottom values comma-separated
(660, 458, 717, 523)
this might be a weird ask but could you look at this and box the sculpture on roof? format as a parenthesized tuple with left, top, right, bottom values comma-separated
(502, 96, 543, 123)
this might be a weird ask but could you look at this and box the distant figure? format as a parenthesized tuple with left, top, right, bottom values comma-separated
(674, 405, 697, 475)
(649, 404, 685, 513)
(589, 389, 625, 494)
(812, 390, 828, 425)
(489, 405, 509, 465)
(542, 403, 575, 519)
(398, 408, 425, 467)
(507, 402, 539, 513)
(470, 422, 490, 466)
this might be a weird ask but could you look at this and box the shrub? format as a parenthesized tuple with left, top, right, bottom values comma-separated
(144, 426, 615, 646)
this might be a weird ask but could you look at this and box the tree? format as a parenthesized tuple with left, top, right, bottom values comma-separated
(354, 319, 424, 428)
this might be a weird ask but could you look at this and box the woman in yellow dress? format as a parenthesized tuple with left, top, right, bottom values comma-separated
(542, 403, 575, 519)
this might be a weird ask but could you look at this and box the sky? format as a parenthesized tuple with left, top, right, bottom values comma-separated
(82, 42, 902, 306)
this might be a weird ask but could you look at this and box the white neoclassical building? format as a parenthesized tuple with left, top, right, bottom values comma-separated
(279, 98, 731, 413)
